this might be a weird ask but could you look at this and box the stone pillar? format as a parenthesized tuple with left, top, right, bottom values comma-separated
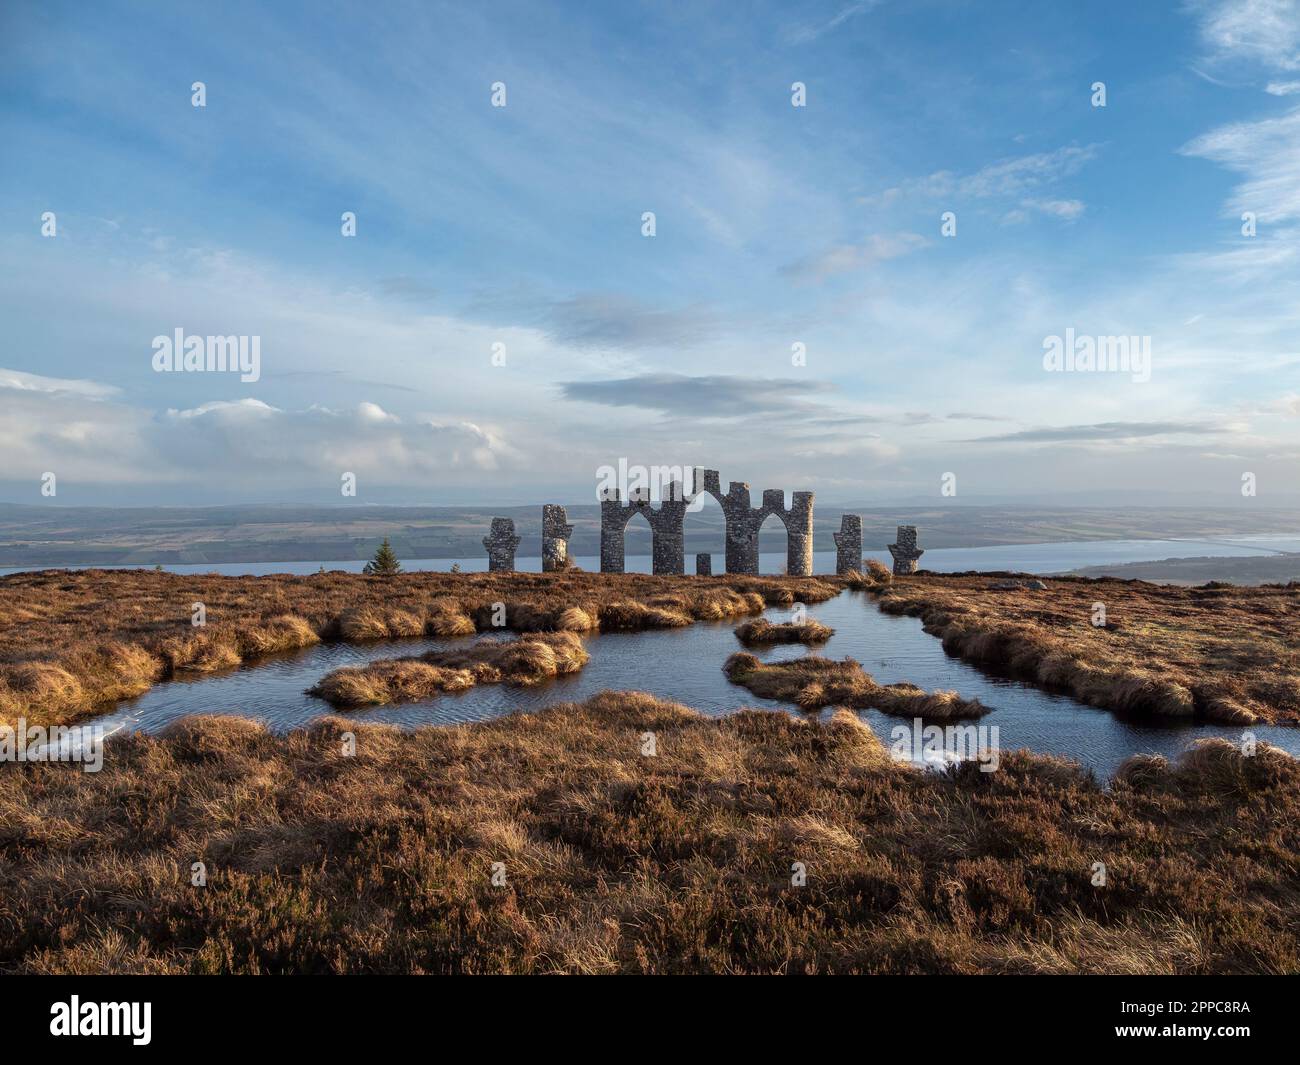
(833, 514, 862, 575)
(695, 552, 712, 576)
(482, 517, 520, 572)
(542, 504, 574, 572)
(786, 491, 814, 577)
(722, 481, 757, 574)
(650, 482, 686, 575)
(599, 493, 625, 573)
(888, 525, 924, 575)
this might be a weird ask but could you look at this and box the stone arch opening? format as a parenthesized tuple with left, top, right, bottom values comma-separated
(621, 508, 653, 572)
(756, 511, 790, 574)
(683, 491, 726, 574)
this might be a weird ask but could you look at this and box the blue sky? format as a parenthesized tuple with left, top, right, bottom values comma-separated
(1, 0, 1298, 506)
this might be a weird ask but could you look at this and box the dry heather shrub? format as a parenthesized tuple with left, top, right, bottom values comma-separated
(733, 618, 834, 645)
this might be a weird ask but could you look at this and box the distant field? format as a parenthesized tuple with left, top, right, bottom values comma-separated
(1067, 553, 1300, 585)
(1, 502, 1297, 568)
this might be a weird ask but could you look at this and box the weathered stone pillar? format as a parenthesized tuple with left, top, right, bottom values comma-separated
(542, 504, 574, 572)
(888, 525, 924, 575)
(650, 482, 686, 575)
(482, 517, 520, 572)
(722, 481, 757, 574)
(833, 514, 862, 575)
(695, 552, 712, 576)
(786, 491, 814, 577)
(599, 492, 625, 573)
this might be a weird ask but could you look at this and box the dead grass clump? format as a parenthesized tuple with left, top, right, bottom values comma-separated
(554, 606, 599, 632)
(690, 588, 767, 620)
(336, 606, 391, 640)
(0, 662, 86, 717)
(158, 630, 242, 673)
(310, 660, 476, 707)
(844, 559, 893, 591)
(309, 632, 590, 707)
(239, 614, 321, 656)
(425, 598, 477, 637)
(723, 652, 988, 719)
(598, 600, 693, 631)
(734, 618, 834, 645)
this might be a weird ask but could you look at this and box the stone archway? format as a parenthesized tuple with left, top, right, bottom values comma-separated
(599, 468, 814, 577)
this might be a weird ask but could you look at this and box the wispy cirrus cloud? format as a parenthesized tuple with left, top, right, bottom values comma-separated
(783, 0, 884, 45)
(872, 145, 1099, 206)
(964, 421, 1234, 444)
(1194, 0, 1300, 73)
(1181, 107, 1300, 223)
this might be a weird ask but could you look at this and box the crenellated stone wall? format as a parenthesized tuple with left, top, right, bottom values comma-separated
(599, 467, 814, 576)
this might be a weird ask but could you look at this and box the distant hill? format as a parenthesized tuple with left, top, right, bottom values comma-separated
(1067, 553, 1300, 585)
(0, 502, 1296, 569)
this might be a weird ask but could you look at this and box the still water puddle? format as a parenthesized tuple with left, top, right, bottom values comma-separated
(83, 590, 1299, 779)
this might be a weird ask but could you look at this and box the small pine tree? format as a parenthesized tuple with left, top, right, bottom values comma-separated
(364, 538, 402, 576)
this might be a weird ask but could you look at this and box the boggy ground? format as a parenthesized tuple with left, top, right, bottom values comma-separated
(0, 568, 837, 730)
(874, 573, 1300, 726)
(3, 566, 1298, 732)
(1, 692, 1296, 975)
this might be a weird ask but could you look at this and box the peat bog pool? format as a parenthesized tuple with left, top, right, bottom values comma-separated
(80, 590, 1300, 779)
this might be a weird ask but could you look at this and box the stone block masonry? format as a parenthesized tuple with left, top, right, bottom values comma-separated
(541, 504, 574, 572)
(599, 467, 813, 576)
(695, 552, 712, 576)
(482, 517, 520, 572)
(833, 514, 863, 575)
(888, 525, 924, 575)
